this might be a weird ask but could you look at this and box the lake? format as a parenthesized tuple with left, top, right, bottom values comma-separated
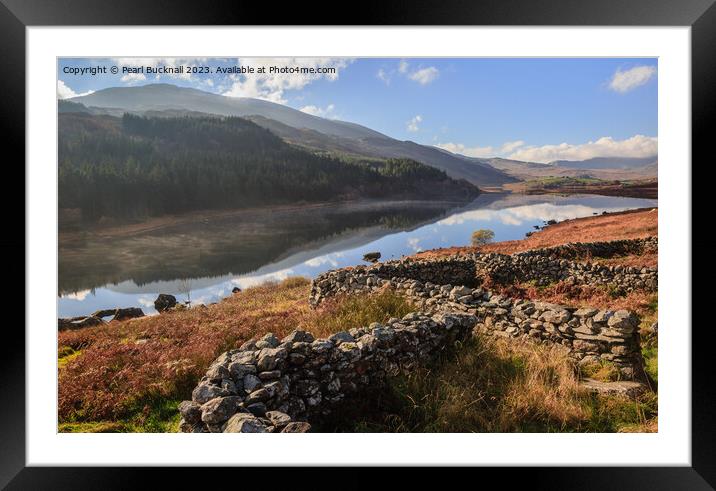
(58, 193, 657, 318)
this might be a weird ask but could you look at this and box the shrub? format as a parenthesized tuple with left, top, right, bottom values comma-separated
(471, 229, 495, 247)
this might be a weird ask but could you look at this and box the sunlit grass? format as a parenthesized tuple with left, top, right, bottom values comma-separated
(322, 334, 657, 433)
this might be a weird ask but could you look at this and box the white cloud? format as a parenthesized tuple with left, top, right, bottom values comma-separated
(608, 65, 657, 93)
(507, 135, 658, 163)
(381, 60, 439, 86)
(57, 80, 95, 99)
(376, 68, 391, 85)
(300, 103, 336, 119)
(408, 66, 439, 85)
(120, 72, 146, 84)
(222, 57, 352, 104)
(436, 142, 493, 158)
(435, 140, 526, 158)
(407, 115, 423, 132)
(500, 140, 526, 153)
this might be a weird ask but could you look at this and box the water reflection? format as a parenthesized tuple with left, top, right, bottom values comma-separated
(58, 194, 656, 317)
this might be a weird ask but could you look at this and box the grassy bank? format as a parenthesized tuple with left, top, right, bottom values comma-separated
(58, 277, 415, 432)
(415, 207, 657, 259)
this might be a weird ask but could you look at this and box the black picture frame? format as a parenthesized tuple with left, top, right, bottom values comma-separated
(3, 0, 712, 487)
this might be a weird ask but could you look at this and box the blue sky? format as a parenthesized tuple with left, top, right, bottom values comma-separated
(58, 57, 658, 163)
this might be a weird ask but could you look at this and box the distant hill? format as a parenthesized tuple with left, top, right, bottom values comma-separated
(478, 155, 657, 181)
(551, 157, 657, 170)
(67, 84, 515, 187)
(58, 113, 479, 222)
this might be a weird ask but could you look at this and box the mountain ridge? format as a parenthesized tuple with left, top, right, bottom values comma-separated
(67, 84, 515, 187)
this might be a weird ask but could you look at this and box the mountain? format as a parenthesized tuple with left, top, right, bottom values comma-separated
(58, 112, 479, 222)
(67, 84, 514, 187)
(70, 84, 386, 140)
(479, 156, 657, 181)
(551, 156, 657, 170)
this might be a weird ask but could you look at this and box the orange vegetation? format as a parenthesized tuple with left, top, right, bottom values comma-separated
(414, 207, 657, 259)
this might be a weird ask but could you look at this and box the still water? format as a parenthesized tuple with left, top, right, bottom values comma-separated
(58, 193, 657, 317)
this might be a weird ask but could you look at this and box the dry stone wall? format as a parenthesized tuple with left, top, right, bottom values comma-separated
(179, 312, 476, 433)
(472, 238, 657, 291)
(310, 267, 645, 378)
(520, 237, 657, 260)
(310, 238, 657, 303)
(181, 238, 654, 432)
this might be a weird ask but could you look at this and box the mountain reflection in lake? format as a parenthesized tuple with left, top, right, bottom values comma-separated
(58, 193, 657, 317)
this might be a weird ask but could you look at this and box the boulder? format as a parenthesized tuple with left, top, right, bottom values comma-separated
(282, 330, 315, 344)
(200, 396, 242, 424)
(112, 307, 145, 321)
(154, 294, 177, 313)
(255, 333, 280, 349)
(178, 401, 202, 425)
(328, 331, 355, 345)
(265, 410, 292, 428)
(607, 310, 637, 333)
(223, 412, 268, 433)
(281, 421, 311, 433)
(580, 378, 646, 398)
(192, 382, 228, 404)
(362, 251, 381, 263)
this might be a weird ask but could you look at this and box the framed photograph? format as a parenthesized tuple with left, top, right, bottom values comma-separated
(5, 0, 713, 485)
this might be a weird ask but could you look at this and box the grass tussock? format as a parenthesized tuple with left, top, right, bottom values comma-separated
(325, 335, 657, 433)
(57, 277, 415, 431)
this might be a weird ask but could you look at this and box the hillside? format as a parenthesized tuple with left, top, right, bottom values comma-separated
(483, 157, 658, 182)
(553, 156, 657, 170)
(413, 207, 657, 261)
(66, 84, 515, 187)
(58, 113, 479, 222)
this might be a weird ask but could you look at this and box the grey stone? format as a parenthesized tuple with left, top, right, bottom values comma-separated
(245, 388, 270, 405)
(243, 373, 262, 393)
(281, 330, 315, 344)
(223, 413, 268, 433)
(281, 421, 312, 433)
(229, 362, 256, 379)
(246, 402, 267, 417)
(200, 396, 241, 424)
(258, 370, 281, 381)
(205, 364, 230, 381)
(178, 400, 202, 425)
(329, 331, 355, 345)
(192, 382, 228, 404)
(574, 308, 598, 317)
(265, 410, 292, 428)
(260, 332, 280, 348)
(154, 293, 177, 313)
